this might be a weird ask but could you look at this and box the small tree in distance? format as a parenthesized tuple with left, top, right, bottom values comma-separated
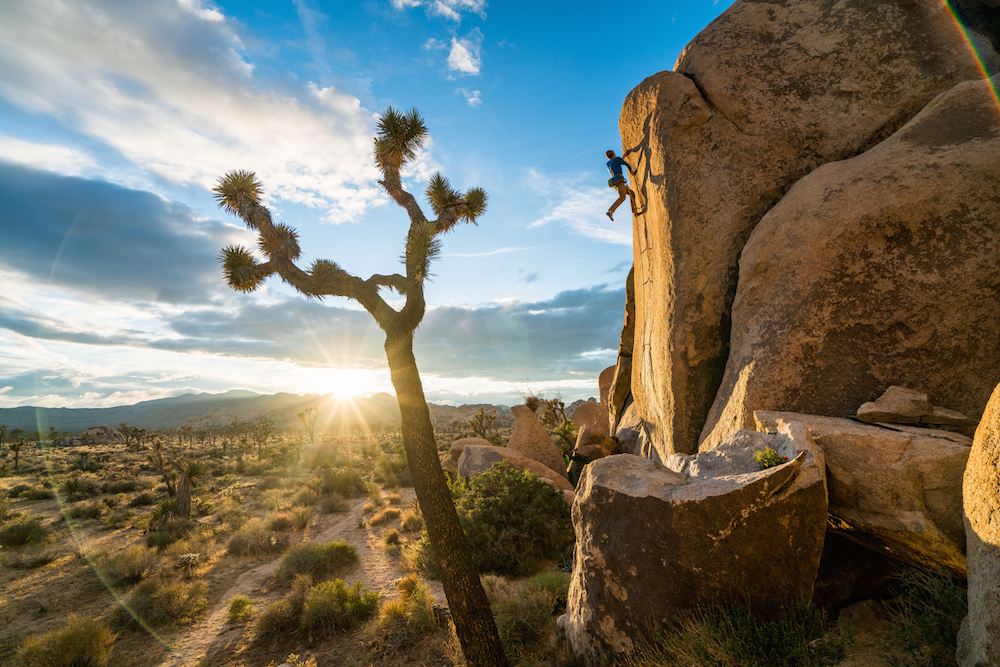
(213, 107, 507, 666)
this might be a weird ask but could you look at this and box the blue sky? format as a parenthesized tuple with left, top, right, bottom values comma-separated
(0, 0, 733, 409)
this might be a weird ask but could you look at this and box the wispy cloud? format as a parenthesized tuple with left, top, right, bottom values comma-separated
(0, 0, 382, 223)
(445, 246, 530, 257)
(456, 88, 483, 106)
(525, 169, 633, 245)
(392, 0, 487, 21)
(447, 28, 484, 75)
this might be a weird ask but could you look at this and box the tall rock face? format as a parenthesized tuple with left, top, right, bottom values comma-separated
(621, 0, 998, 461)
(700, 75, 1000, 450)
(958, 382, 1000, 667)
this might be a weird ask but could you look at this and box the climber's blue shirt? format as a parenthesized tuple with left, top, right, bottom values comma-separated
(606, 156, 629, 180)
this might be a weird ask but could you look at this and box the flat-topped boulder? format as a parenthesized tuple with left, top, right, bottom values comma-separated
(449, 437, 489, 461)
(563, 426, 827, 665)
(755, 411, 970, 577)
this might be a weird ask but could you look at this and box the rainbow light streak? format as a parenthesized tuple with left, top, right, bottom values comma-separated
(942, 0, 1000, 115)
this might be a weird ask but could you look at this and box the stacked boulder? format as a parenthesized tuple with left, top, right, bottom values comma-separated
(456, 405, 573, 499)
(56, 424, 124, 447)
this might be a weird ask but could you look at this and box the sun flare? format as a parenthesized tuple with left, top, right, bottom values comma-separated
(311, 369, 378, 401)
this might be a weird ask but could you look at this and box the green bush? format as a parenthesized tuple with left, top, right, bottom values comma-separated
(228, 595, 254, 623)
(276, 540, 358, 583)
(8, 483, 32, 498)
(18, 614, 116, 667)
(227, 518, 290, 557)
(489, 576, 558, 661)
(121, 577, 208, 627)
(254, 575, 312, 641)
(627, 602, 846, 667)
(318, 468, 368, 498)
(406, 528, 439, 580)
(0, 517, 47, 547)
(301, 579, 380, 638)
(129, 491, 156, 507)
(880, 568, 968, 666)
(20, 487, 54, 501)
(451, 461, 574, 576)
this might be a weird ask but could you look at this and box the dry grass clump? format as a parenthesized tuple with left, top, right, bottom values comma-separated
(65, 499, 106, 521)
(366, 575, 440, 663)
(370, 508, 401, 526)
(128, 491, 157, 507)
(400, 509, 423, 533)
(17, 614, 116, 667)
(98, 545, 159, 587)
(227, 518, 290, 557)
(4, 544, 58, 570)
(0, 516, 48, 547)
(385, 492, 402, 505)
(267, 512, 294, 532)
(118, 577, 209, 628)
(276, 540, 358, 584)
(320, 494, 349, 514)
(382, 529, 402, 557)
(291, 507, 312, 531)
(316, 468, 367, 498)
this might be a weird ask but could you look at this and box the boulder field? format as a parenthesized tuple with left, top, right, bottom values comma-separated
(568, 0, 1000, 663)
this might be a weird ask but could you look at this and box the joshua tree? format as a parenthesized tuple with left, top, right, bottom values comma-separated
(251, 417, 275, 461)
(170, 459, 206, 520)
(147, 440, 177, 497)
(213, 107, 506, 666)
(10, 440, 23, 471)
(298, 407, 319, 444)
(467, 407, 498, 439)
(0, 425, 6, 448)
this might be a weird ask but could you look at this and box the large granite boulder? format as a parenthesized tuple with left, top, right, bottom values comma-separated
(958, 382, 1000, 666)
(449, 437, 489, 461)
(507, 405, 569, 480)
(564, 426, 827, 665)
(570, 401, 609, 436)
(620, 0, 998, 462)
(755, 411, 971, 577)
(701, 75, 1000, 452)
(458, 444, 572, 493)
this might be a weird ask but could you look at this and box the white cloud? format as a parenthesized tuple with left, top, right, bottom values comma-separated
(0, 0, 383, 223)
(447, 29, 483, 75)
(457, 88, 483, 106)
(392, 0, 487, 21)
(445, 246, 530, 258)
(526, 170, 633, 245)
(0, 136, 97, 177)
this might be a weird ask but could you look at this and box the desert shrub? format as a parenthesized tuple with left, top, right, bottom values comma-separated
(291, 488, 316, 507)
(523, 569, 571, 608)
(385, 492, 402, 505)
(0, 517, 47, 547)
(8, 483, 32, 498)
(450, 461, 574, 576)
(267, 512, 293, 532)
(400, 509, 423, 533)
(383, 529, 402, 557)
(320, 494, 348, 514)
(406, 528, 439, 580)
(0, 496, 10, 522)
(121, 577, 209, 627)
(291, 508, 311, 531)
(370, 508, 401, 526)
(217, 503, 247, 529)
(396, 469, 413, 487)
(145, 518, 191, 550)
(65, 500, 106, 521)
(129, 491, 157, 507)
(102, 545, 158, 586)
(228, 518, 290, 557)
(276, 540, 358, 584)
(489, 576, 558, 661)
(149, 498, 178, 527)
(100, 509, 137, 529)
(318, 468, 367, 498)
(255, 575, 312, 641)
(175, 553, 200, 576)
(58, 474, 100, 500)
(880, 568, 968, 666)
(20, 487, 54, 501)
(259, 474, 283, 490)
(228, 595, 254, 623)
(5, 544, 58, 569)
(301, 579, 380, 638)
(368, 482, 383, 503)
(18, 614, 116, 667)
(102, 493, 125, 509)
(626, 602, 846, 667)
(104, 478, 139, 494)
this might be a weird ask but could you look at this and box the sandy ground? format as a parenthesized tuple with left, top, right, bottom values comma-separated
(156, 488, 443, 667)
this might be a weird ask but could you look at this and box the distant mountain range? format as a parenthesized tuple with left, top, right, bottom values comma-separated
(0, 390, 525, 434)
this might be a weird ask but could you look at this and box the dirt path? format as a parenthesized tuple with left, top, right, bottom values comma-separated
(157, 489, 443, 667)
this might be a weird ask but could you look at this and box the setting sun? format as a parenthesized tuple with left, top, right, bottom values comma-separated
(309, 368, 379, 401)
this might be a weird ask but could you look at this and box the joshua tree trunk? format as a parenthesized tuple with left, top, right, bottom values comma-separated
(385, 331, 506, 665)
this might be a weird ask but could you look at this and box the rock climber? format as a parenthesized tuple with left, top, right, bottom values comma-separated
(605, 149, 636, 221)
